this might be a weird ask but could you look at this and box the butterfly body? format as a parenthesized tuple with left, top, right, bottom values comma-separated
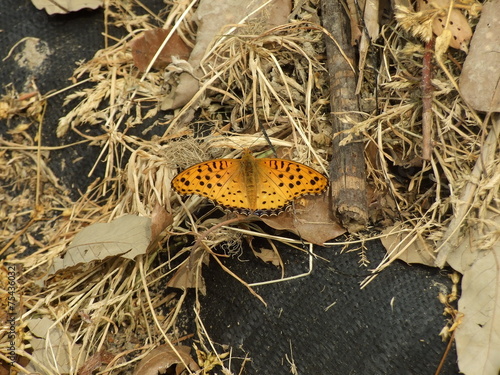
(172, 149, 328, 216)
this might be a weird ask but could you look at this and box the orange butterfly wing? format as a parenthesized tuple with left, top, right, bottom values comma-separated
(171, 151, 328, 216)
(171, 158, 253, 210)
(252, 157, 329, 210)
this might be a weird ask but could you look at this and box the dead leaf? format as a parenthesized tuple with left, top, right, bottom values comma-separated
(166, 250, 208, 295)
(130, 28, 192, 72)
(77, 350, 115, 375)
(346, 0, 363, 44)
(261, 194, 345, 245)
(444, 210, 500, 375)
(26, 317, 81, 374)
(252, 247, 281, 266)
(364, 0, 380, 41)
(459, 0, 500, 112)
(254, 0, 292, 28)
(150, 204, 173, 245)
(381, 224, 436, 266)
(47, 215, 152, 277)
(31, 0, 103, 15)
(132, 345, 200, 375)
(432, 8, 471, 51)
(418, 0, 472, 51)
(455, 248, 500, 375)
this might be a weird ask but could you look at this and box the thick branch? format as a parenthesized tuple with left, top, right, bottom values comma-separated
(321, 0, 368, 231)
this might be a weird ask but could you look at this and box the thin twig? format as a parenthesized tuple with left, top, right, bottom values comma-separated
(421, 38, 435, 160)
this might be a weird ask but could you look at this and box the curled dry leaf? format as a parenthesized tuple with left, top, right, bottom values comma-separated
(364, 0, 380, 41)
(130, 28, 192, 72)
(132, 345, 200, 375)
(195, 344, 229, 373)
(166, 250, 208, 295)
(150, 203, 173, 245)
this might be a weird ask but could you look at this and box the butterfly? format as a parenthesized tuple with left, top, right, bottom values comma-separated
(171, 149, 329, 216)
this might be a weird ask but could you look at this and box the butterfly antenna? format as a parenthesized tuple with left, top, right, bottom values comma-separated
(258, 122, 278, 157)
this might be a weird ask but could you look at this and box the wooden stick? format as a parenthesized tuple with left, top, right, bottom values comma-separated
(321, 0, 368, 232)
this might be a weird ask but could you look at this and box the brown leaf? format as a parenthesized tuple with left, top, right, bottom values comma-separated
(132, 345, 200, 375)
(166, 251, 208, 295)
(130, 28, 192, 72)
(77, 350, 115, 375)
(455, 246, 500, 375)
(0, 362, 9, 375)
(150, 203, 173, 245)
(261, 194, 345, 245)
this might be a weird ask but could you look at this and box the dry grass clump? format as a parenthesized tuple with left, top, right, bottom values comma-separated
(367, 29, 488, 227)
